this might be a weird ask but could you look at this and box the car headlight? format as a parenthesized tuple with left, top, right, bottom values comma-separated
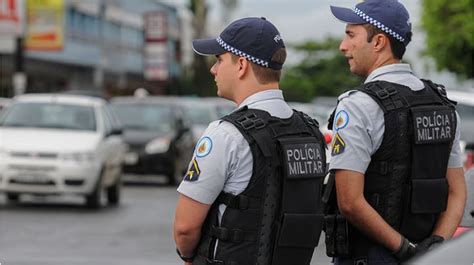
(60, 152, 95, 162)
(145, 137, 170, 154)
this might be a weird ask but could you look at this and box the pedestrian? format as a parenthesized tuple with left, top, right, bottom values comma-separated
(323, 0, 467, 264)
(173, 17, 327, 265)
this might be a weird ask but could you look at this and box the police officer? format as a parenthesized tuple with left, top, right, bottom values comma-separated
(323, 1, 467, 264)
(173, 17, 327, 265)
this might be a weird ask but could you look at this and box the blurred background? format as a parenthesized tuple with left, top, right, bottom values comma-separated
(0, 0, 473, 264)
(1, 0, 472, 99)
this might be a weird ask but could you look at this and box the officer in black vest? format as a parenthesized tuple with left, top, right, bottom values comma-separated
(323, 1, 467, 264)
(173, 17, 327, 265)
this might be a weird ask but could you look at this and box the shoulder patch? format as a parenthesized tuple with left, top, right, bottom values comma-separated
(196, 136, 213, 157)
(331, 133, 346, 156)
(334, 110, 349, 131)
(184, 159, 201, 182)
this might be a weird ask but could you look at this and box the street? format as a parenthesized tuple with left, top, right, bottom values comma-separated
(0, 179, 331, 265)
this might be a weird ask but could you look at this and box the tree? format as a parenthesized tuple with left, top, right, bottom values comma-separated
(187, 0, 239, 96)
(281, 38, 363, 102)
(421, 0, 474, 79)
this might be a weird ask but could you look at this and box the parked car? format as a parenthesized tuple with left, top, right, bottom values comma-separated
(180, 97, 236, 141)
(446, 90, 474, 170)
(454, 168, 474, 237)
(111, 96, 195, 185)
(0, 94, 126, 208)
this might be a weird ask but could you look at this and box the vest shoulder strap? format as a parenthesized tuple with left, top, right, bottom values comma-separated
(357, 81, 409, 113)
(421, 79, 457, 108)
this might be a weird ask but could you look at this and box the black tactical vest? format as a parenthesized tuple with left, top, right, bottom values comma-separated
(193, 107, 327, 265)
(325, 80, 457, 257)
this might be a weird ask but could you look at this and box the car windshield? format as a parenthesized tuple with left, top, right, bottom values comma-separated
(113, 104, 173, 132)
(0, 102, 96, 131)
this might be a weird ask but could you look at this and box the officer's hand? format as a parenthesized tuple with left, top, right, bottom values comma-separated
(392, 236, 417, 262)
(416, 235, 444, 254)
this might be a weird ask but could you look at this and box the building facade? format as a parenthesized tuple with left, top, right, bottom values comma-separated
(0, 0, 183, 98)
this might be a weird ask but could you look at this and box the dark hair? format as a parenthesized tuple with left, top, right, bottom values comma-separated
(232, 48, 286, 84)
(362, 24, 411, 60)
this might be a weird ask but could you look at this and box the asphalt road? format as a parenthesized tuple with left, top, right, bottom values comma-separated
(0, 179, 331, 265)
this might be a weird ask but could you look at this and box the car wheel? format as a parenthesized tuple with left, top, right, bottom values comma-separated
(6, 193, 20, 203)
(85, 170, 103, 209)
(107, 175, 122, 205)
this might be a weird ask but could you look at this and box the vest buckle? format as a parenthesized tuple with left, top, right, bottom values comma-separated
(237, 113, 266, 130)
(376, 87, 397, 100)
(232, 229, 244, 243)
(213, 227, 230, 241)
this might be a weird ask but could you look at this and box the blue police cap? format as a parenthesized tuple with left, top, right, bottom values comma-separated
(330, 0, 412, 46)
(192, 17, 285, 70)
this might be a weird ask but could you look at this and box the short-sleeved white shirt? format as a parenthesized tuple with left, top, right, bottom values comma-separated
(329, 64, 463, 173)
(177, 89, 293, 219)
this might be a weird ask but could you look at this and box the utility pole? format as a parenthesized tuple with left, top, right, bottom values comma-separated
(93, 0, 106, 93)
(13, 36, 26, 96)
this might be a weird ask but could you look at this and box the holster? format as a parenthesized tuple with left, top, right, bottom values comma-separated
(324, 213, 352, 257)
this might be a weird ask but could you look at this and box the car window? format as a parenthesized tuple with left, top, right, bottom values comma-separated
(182, 104, 214, 125)
(457, 103, 474, 121)
(99, 107, 113, 134)
(104, 105, 122, 129)
(457, 103, 474, 142)
(0, 102, 96, 131)
(112, 103, 173, 132)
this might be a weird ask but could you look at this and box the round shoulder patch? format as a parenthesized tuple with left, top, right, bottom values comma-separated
(334, 110, 349, 131)
(196, 136, 213, 157)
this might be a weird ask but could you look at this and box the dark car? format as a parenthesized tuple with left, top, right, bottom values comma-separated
(111, 96, 194, 185)
(180, 97, 236, 141)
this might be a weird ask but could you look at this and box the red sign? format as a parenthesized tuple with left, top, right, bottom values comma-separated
(0, 0, 24, 35)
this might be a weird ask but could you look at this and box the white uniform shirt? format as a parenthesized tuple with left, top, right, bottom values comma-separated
(177, 89, 293, 220)
(329, 64, 463, 173)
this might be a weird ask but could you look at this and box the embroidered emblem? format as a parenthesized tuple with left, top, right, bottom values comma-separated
(196, 136, 213, 157)
(331, 133, 346, 156)
(184, 159, 201, 182)
(334, 110, 349, 131)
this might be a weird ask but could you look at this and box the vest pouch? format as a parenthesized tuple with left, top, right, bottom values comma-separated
(400, 178, 449, 242)
(411, 178, 448, 214)
(271, 213, 323, 265)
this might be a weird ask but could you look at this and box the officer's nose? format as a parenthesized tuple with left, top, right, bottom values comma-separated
(210, 63, 217, 76)
(339, 39, 347, 54)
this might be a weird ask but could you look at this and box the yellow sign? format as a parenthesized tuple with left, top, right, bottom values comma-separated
(25, 0, 64, 50)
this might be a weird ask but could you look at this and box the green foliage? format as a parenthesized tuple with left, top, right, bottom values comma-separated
(421, 0, 474, 79)
(281, 38, 363, 102)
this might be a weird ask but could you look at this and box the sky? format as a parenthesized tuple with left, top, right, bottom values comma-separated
(163, 0, 473, 90)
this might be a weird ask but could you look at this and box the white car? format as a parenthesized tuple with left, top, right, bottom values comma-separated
(0, 97, 10, 111)
(0, 94, 126, 208)
(446, 90, 474, 170)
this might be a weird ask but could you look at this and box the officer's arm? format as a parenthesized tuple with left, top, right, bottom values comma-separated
(431, 167, 466, 239)
(174, 194, 211, 261)
(335, 169, 402, 251)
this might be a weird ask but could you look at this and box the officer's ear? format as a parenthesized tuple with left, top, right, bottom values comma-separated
(237, 56, 250, 79)
(373, 33, 388, 52)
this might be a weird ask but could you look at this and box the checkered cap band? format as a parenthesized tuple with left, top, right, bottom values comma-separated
(216, 37, 269, 68)
(353, 7, 405, 42)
